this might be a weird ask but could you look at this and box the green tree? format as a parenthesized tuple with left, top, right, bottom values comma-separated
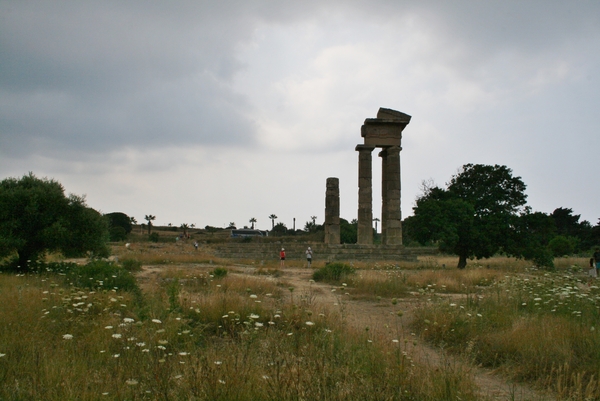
(411, 188, 475, 265)
(0, 173, 109, 271)
(548, 235, 578, 257)
(105, 212, 132, 241)
(271, 222, 287, 236)
(304, 220, 323, 233)
(551, 207, 593, 251)
(340, 218, 358, 244)
(592, 219, 600, 247)
(249, 217, 257, 229)
(508, 210, 556, 268)
(410, 164, 527, 268)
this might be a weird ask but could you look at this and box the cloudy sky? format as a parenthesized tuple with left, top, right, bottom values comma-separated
(1, 1, 599, 231)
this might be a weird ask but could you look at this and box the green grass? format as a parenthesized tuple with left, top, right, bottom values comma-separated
(0, 266, 480, 400)
(312, 262, 355, 283)
(409, 263, 600, 399)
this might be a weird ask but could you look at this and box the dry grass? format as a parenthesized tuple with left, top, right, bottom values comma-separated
(0, 264, 482, 400)
(410, 263, 600, 399)
(111, 242, 225, 265)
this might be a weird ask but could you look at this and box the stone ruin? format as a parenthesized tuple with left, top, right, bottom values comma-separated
(325, 107, 411, 246)
(213, 107, 420, 262)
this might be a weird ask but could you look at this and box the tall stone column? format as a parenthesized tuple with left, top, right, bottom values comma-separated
(324, 177, 340, 244)
(380, 146, 402, 245)
(379, 148, 388, 243)
(356, 145, 375, 244)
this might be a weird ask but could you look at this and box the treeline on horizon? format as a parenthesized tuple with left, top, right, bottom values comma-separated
(2, 165, 599, 271)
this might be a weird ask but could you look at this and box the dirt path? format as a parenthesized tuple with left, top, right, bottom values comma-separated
(274, 266, 555, 401)
(136, 264, 555, 401)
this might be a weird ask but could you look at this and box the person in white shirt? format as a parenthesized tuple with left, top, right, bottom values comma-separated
(305, 247, 313, 268)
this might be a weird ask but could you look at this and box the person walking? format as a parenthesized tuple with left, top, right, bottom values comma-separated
(305, 246, 313, 268)
(280, 248, 286, 268)
(589, 256, 597, 284)
(594, 247, 600, 276)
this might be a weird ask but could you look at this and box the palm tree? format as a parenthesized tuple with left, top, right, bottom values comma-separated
(249, 217, 257, 229)
(144, 215, 156, 234)
(190, 223, 195, 228)
(311, 216, 317, 225)
(130, 217, 137, 225)
(268, 214, 278, 230)
(373, 217, 380, 233)
(180, 223, 189, 237)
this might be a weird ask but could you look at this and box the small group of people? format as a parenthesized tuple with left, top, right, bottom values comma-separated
(279, 246, 313, 268)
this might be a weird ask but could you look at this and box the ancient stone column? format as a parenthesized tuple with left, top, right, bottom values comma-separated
(324, 177, 340, 244)
(356, 145, 375, 244)
(380, 146, 402, 245)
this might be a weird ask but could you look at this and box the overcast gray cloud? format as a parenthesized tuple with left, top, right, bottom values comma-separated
(1, 0, 599, 228)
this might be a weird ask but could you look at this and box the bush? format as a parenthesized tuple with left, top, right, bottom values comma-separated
(211, 267, 228, 278)
(548, 235, 577, 257)
(105, 212, 133, 234)
(64, 260, 139, 292)
(271, 222, 287, 236)
(340, 218, 357, 244)
(148, 232, 160, 242)
(109, 226, 127, 242)
(121, 258, 142, 272)
(312, 262, 355, 283)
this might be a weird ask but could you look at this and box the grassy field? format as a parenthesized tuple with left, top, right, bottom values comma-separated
(0, 248, 595, 400)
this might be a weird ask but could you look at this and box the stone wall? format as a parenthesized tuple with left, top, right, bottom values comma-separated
(208, 242, 437, 262)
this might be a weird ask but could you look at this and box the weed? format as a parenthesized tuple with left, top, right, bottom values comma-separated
(211, 267, 228, 278)
(312, 262, 355, 283)
(121, 258, 142, 272)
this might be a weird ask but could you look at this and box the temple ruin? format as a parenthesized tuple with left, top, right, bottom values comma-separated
(357, 107, 410, 245)
(323, 108, 411, 246)
(214, 107, 418, 262)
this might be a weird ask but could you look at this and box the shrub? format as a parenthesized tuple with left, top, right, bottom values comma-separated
(104, 212, 132, 234)
(211, 267, 228, 278)
(548, 235, 577, 257)
(121, 258, 142, 272)
(271, 222, 287, 236)
(148, 232, 160, 242)
(109, 226, 127, 242)
(64, 260, 139, 292)
(312, 262, 355, 283)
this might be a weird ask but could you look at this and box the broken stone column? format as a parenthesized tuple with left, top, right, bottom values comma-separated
(380, 146, 402, 245)
(356, 145, 375, 244)
(360, 108, 410, 247)
(324, 177, 340, 244)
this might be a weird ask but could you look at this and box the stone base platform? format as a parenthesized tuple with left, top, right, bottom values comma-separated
(209, 243, 437, 263)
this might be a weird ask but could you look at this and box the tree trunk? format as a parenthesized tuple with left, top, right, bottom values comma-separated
(457, 254, 467, 269)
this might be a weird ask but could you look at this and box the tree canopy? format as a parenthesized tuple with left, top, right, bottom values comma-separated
(0, 173, 109, 270)
(408, 164, 527, 268)
(105, 212, 132, 241)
